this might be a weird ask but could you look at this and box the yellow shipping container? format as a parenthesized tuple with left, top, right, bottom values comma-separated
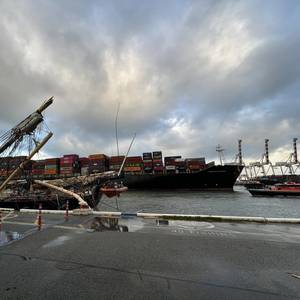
(124, 166, 142, 172)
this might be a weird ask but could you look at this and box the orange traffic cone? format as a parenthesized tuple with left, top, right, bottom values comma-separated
(34, 203, 42, 231)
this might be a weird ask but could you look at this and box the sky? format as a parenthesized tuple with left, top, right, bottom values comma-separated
(0, 0, 300, 164)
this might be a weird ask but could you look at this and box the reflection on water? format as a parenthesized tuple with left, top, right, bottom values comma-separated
(0, 231, 23, 246)
(90, 217, 128, 232)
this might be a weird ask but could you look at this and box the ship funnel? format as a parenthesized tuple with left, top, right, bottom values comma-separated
(293, 138, 298, 163)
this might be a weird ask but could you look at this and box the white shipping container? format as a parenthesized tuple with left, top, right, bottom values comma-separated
(165, 165, 176, 170)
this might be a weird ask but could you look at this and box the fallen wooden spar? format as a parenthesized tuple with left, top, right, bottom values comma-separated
(34, 179, 89, 208)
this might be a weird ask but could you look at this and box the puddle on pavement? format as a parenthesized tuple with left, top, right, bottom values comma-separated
(87, 217, 214, 234)
(43, 235, 72, 248)
(167, 220, 215, 229)
(90, 217, 129, 232)
(0, 231, 23, 246)
(156, 219, 169, 226)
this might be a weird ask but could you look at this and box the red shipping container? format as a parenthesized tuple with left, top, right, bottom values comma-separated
(126, 156, 143, 163)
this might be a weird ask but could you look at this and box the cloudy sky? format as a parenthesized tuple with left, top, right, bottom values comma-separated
(0, 0, 300, 163)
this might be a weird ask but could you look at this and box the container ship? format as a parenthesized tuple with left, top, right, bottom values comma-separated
(0, 151, 243, 191)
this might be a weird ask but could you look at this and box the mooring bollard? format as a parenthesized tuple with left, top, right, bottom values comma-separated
(37, 203, 42, 231)
(65, 200, 69, 222)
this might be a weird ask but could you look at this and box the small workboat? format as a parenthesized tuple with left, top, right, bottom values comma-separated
(248, 182, 300, 196)
(100, 181, 128, 198)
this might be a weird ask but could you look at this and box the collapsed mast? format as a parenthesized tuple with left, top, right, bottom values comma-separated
(0, 97, 54, 192)
(0, 97, 53, 156)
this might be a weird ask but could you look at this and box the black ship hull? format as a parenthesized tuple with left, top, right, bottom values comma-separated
(122, 164, 243, 190)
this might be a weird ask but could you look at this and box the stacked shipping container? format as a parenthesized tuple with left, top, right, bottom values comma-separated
(0, 156, 34, 178)
(109, 156, 125, 172)
(153, 151, 163, 174)
(164, 156, 181, 174)
(0, 151, 210, 180)
(143, 152, 153, 173)
(8, 156, 30, 177)
(0, 157, 10, 177)
(60, 154, 80, 176)
(124, 156, 143, 174)
(79, 157, 90, 175)
(88, 154, 108, 174)
(174, 158, 186, 173)
(44, 158, 60, 177)
(186, 158, 206, 173)
(32, 160, 45, 177)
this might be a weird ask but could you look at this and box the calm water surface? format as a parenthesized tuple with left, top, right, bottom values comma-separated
(99, 186, 300, 218)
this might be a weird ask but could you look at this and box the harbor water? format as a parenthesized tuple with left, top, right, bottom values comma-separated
(98, 186, 300, 218)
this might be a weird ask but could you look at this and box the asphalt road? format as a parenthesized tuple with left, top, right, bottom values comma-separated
(0, 212, 299, 299)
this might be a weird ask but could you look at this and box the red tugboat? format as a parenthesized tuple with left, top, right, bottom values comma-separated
(248, 182, 300, 196)
(100, 181, 128, 198)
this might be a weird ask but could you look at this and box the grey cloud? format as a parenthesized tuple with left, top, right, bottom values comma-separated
(0, 0, 300, 162)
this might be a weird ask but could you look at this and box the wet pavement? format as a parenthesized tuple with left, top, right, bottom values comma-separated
(0, 211, 299, 299)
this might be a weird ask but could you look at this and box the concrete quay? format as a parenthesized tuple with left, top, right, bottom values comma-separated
(0, 211, 299, 299)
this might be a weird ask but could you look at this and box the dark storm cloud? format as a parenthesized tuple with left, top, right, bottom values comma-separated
(0, 0, 300, 162)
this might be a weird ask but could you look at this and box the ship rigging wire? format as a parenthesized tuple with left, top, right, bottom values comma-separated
(115, 102, 120, 158)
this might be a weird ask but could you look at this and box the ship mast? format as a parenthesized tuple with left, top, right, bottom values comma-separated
(216, 144, 225, 165)
(115, 102, 120, 158)
(0, 97, 53, 155)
